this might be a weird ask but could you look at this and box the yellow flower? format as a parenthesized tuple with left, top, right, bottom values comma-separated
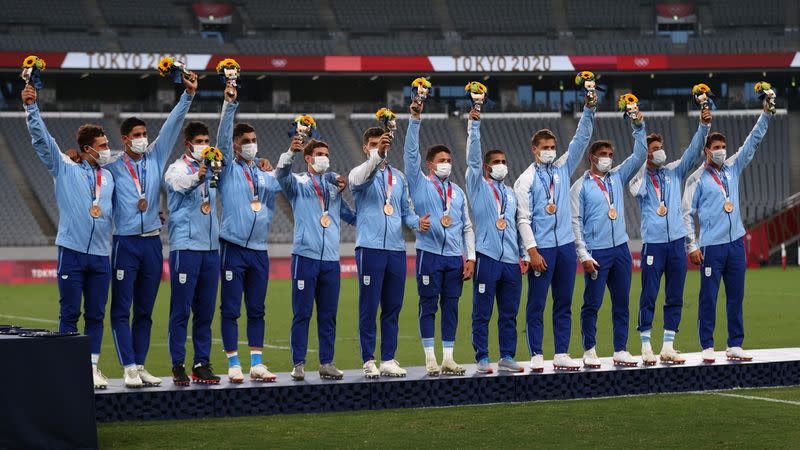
(692, 83, 711, 95)
(617, 93, 638, 111)
(295, 114, 317, 129)
(158, 57, 174, 76)
(22, 55, 36, 68)
(575, 71, 595, 86)
(201, 146, 222, 161)
(375, 108, 396, 121)
(215, 58, 240, 73)
(411, 77, 432, 89)
(37, 58, 46, 71)
(754, 81, 772, 93)
(464, 81, 487, 94)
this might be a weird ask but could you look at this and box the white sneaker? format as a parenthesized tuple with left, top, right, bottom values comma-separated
(613, 351, 638, 367)
(228, 365, 245, 383)
(553, 353, 581, 371)
(124, 366, 143, 388)
(363, 360, 380, 379)
(726, 347, 753, 361)
(702, 347, 716, 363)
(441, 358, 466, 376)
(379, 359, 407, 377)
(93, 366, 108, 390)
(425, 357, 440, 377)
(250, 364, 277, 382)
(530, 354, 544, 373)
(137, 365, 162, 386)
(659, 348, 686, 365)
(641, 348, 657, 366)
(583, 348, 601, 369)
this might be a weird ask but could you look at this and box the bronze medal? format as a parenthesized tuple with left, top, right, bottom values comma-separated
(607, 207, 618, 220)
(496, 217, 507, 230)
(656, 203, 668, 217)
(89, 205, 102, 218)
(723, 200, 734, 213)
(320, 214, 332, 228)
(137, 198, 148, 212)
(440, 214, 453, 228)
(200, 201, 211, 215)
(251, 200, 262, 212)
(545, 203, 557, 215)
(383, 203, 394, 216)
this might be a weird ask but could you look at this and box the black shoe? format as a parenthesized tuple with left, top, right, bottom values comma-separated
(191, 363, 221, 384)
(172, 364, 190, 386)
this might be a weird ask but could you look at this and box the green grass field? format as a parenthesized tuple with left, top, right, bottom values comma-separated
(1, 267, 799, 448)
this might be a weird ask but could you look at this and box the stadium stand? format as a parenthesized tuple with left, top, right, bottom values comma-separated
(348, 39, 452, 56)
(100, 0, 182, 27)
(235, 38, 337, 56)
(331, 0, 441, 32)
(447, 0, 553, 34)
(242, 0, 326, 30)
(566, 0, 642, 30)
(0, 34, 114, 53)
(0, 162, 48, 246)
(0, 0, 89, 29)
(118, 35, 227, 53)
(459, 38, 561, 56)
(710, 0, 784, 27)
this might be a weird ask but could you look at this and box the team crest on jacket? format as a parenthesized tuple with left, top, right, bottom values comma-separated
(298, 279, 305, 290)
(647, 255, 654, 266)
(116, 269, 125, 281)
(705, 267, 712, 277)
(553, 173, 560, 183)
(422, 275, 430, 286)
(225, 270, 233, 282)
(258, 175, 265, 184)
(478, 284, 485, 294)
(179, 273, 187, 284)
(363, 275, 371, 286)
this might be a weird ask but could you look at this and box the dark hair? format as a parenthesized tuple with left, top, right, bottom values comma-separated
(705, 132, 726, 148)
(531, 129, 557, 147)
(589, 140, 614, 155)
(362, 127, 384, 146)
(76, 124, 106, 150)
(646, 133, 663, 146)
(425, 144, 451, 162)
(233, 123, 256, 140)
(120, 117, 146, 137)
(483, 149, 505, 165)
(184, 121, 209, 143)
(304, 139, 329, 156)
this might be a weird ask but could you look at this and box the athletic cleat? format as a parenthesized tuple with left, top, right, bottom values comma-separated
(93, 366, 108, 390)
(228, 365, 245, 384)
(498, 356, 524, 373)
(191, 363, 220, 384)
(172, 364, 190, 386)
(426, 358, 440, 377)
(583, 348, 601, 369)
(476, 358, 493, 374)
(291, 363, 305, 381)
(613, 351, 638, 367)
(363, 360, 380, 379)
(641, 348, 657, 366)
(124, 366, 143, 388)
(137, 366, 162, 386)
(250, 364, 277, 382)
(553, 353, 581, 371)
(530, 354, 544, 373)
(659, 348, 686, 365)
(319, 363, 344, 380)
(702, 348, 716, 363)
(441, 359, 466, 376)
(726, 347, 753, 361)
(379, 359, 407, 377)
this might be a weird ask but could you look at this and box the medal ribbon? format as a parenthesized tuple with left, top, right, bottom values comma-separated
(310, 174, 330, 213)
(378, 166, 393, 205)
(536, 165, 555, 204)
(86, 165, 102, 206)
(647, 169, 665, 205)
(590, 172, 614, 208)
(183, 155, 208, 202)
(123, 153, 146, 200)
(241, 162, 259, 201)
(485, 177, 506, 217)
(705, 163, 730, 200)
(429, 174, 452, 214)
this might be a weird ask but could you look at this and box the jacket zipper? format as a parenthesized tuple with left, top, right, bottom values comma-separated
(245, 212, 256, 248)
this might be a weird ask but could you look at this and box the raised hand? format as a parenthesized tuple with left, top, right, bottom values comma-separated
(22, 84, 37, 105)
(183, 71, 198, 95)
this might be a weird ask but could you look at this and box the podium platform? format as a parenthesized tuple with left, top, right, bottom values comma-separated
(96, 348, 800, 423)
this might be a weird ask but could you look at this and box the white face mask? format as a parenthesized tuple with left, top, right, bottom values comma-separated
(710, 149, 726, 166)
(489, 163, 508, 181)
(191, 144, 206, 161)
(129, 137, 148, 154)
(240, 143, 257, 161)
(650, 149, 666, 166)
(311, 155, 329, 173)
(87, 147, 112, 166)
(596, 156, 612, 173)
(434, 162, 452, 179)
(539, 150, 556, 164)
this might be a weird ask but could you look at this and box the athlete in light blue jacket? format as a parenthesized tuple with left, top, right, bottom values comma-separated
(349, 126, 426, 378)
(403, 101, 476, 376)
(628, 109, 711, 365)
(683, 106, 772, 363)
(23, 84, 115, 389)
(465, 109, 525, 374)
(571, 111, 648, 368)
(216, 86, 282, 383)
(276, 137, 356, 381)
(106, 72, 196, 388)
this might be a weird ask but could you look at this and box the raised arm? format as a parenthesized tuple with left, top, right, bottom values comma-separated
(513, 166, 537, 250)
(275, 149, 299, 200)
(570, 179, 591, 262)
(348, 151, 383, 191)
(561, 105, 596, 174)
(675, 120, 712, 179)
(465, 116, 483, 193)
(730, 112, 771, 175)
(164, 162, 203, 194)
(151, 89, 195, 167)
(216, 98, 238, 162)
(615, 119, 649, 184)
(403, 118, 423, 189)
(399, 172, 420, 231)
(25, 103, 65, 177)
